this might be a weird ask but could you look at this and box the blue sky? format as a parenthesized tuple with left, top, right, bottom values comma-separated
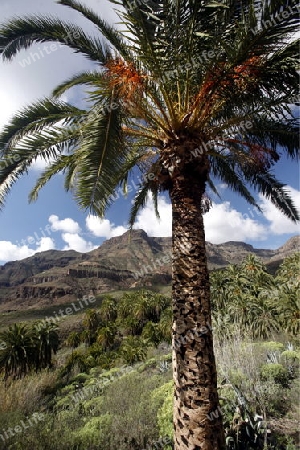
(0, 0, 299, 265)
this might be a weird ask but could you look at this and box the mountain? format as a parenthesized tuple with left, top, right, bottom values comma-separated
(0, 230, 299, 311)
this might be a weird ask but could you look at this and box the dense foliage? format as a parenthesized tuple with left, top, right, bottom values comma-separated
(0, 253, 299, 449)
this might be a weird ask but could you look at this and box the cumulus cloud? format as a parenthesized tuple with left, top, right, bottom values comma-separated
(204, 202, 267, 244)
(0, 237, 55, 263)
(259, 186, 300, 235)
(61, 232, 96, 253)
(36, 237, 56, 252)
(49, 215, 81, 234)
(86, 216, 127, 239)
(133, 195, 172, 237)
(130, 189, 299, 244)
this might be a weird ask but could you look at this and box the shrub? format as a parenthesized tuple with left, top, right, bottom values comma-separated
(152, 381, 173, 441)
(260, 363, 289, 387)
(262, 341, 285, 352)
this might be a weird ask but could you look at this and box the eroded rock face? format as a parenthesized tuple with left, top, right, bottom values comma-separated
(0, 230, 298, 309)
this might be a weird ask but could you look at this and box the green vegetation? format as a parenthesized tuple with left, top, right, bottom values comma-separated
(0, 0, 299, 445)
(0, 322, 59, 380)
(0, 253, 299, 449)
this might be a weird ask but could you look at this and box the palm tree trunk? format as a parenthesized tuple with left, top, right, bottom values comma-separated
(170, 173, 226, 450)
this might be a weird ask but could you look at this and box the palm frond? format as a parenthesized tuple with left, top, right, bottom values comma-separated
(71, 95, 127, 216)
(0, 125, 81, 209)
(129, 182, 150, 229)
(57, 0, 132, 60)
(210, 153, 260, 209)
(0, 16, 106, 62)
(0, 99, 83, 152)
(52, 71, 107, 98)
(29, 154, 76, 202)
(243, 168, 299, 222)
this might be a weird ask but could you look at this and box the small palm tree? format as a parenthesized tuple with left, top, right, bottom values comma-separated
(273, 282, 300, 336)
(82, 309, 101, 345)
(33, 322, 59, 369)
(96, 323, 117, 351)
(120, 336, 147, 365)
(158, 306, 172, 344)
(0, 1, 299, 447)
(248, 295, 280, 339)
(0, 324, 34, 380)
(66, 331, 81, 350)
(99, 296, 118, 323)
(142, 321, 163, 347)
(274, 253, 300, 336)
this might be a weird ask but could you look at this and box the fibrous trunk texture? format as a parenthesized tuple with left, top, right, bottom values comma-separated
(170, 173, 226, 450)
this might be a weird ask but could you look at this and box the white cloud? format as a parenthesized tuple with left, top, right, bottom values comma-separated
(36, 237, 55, 252)
(0, 237, 55, 263)
(133, 195, 172, 237)
(204, 202, 267, 244)
(49, 215, 81, 234)
(86, 216, 127, 239)
(131, 189, 299, 244)
(259, 186, 300, 235)
(61, 232, 96, 253)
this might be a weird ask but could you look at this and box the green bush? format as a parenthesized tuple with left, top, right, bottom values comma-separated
(152, 380, 173, 441)
(72, 414, 112, 448)
(101, 371, 167, 449)
(261, 341, 285, 352)
(260, 363, 289, 387)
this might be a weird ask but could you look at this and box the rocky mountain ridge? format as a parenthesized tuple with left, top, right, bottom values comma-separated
(0, 230, 298, 311)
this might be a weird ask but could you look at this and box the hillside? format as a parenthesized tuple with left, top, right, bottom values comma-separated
(0, 230, 298, 311)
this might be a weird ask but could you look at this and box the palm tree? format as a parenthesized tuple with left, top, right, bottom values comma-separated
(66, 330, 81, 350)
(158, 306, 172, 344)
(96, 323, 117, 351)
(120, 335, 147, 365)
(99, 296, 118, 323)
(273, 281, 300, 336)
(142, 321, 163, 347)
(0, 1, 299, 447)
(0, 324, 34, 380)
(248, 295, 280, 339)
(82, 309, 101, 345)
(33, 322, 59, 369)
(273, 253, 300, 336)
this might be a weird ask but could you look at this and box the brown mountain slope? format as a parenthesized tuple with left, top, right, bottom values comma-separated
(0, 230, 298, 311)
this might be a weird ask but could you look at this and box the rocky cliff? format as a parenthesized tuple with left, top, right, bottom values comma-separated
(0, 230, 298, 311)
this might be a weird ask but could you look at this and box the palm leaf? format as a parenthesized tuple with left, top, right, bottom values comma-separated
(0, 99, 83, 152)
(0, 16, 106, 62)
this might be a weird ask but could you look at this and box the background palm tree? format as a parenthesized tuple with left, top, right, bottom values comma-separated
(99, 296, 118, 323)
(96, 323, 117, 351)
(0, 324, 34, 380)
(120, 336, 147, 365)
(82, 309, 101, 345)
(0, 0, 299, 447)
(142, 321, 163, 348)
(33, 322, 59, 370)
(66, 331, 81, 350)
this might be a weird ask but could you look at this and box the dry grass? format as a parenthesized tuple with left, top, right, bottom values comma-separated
(0, 370, 58, 415)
